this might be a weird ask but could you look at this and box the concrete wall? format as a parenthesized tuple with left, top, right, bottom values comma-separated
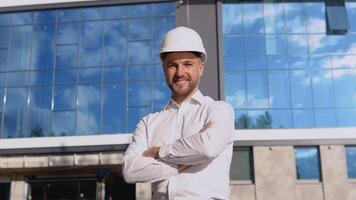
(229, 145, 355, 200)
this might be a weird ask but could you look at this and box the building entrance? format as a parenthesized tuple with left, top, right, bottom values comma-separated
(28, 178, 97, 200)
(0, 183, 10, 200)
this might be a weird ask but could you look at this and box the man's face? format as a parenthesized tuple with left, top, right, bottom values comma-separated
(163, 52, 204, 101)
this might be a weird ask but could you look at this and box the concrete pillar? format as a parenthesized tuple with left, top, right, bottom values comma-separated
(320, 145, 349, 200)
(253, 146, 296, 200)
(136, 183, 151, 200)
(10, 177, 26, 200)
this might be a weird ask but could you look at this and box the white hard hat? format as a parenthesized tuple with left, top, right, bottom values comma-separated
(159, 26, 207, 62)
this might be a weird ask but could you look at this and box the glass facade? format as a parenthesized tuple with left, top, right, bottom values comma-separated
(0, 2, 175, 138)
(295, 147, 321, 180)
(346, 146, 356, 179)
(223, 0, 356, 129)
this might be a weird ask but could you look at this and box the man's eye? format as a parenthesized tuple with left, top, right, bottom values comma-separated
(185, 63, 193, 67)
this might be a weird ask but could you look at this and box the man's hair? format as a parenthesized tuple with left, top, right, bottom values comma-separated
(161, 51, 203, 62)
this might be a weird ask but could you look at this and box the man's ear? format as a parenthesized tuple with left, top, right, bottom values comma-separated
(199, 63, 205, 77)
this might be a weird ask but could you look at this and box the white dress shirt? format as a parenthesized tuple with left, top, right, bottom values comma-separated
(122, 90, 234, 200)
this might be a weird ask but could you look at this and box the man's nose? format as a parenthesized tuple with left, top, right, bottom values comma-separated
(176, 65, 185, 76)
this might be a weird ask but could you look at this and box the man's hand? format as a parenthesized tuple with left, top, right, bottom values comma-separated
(142, 147, 160, 159)
(199, 121, 212, 133)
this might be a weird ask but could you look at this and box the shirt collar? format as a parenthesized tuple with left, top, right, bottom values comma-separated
(164, 90, 204, 110)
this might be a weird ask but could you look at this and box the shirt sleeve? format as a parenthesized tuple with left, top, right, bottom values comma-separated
(122, 118, 178, 184)
(158, 101, 235, 165)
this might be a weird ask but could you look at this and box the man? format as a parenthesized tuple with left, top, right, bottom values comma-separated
(122, 26, 234, 200)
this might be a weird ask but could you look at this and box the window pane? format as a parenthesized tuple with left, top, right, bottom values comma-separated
(55, 69, 76, 85)
(328, 35, 350, 53)
(128, 82, 151, 106)
(80, 21, 103, 67)
(81, 7, 103, 20)
(128, 41, 150, 65)
(152, 17, 175, 64)
(103, 20, 127, 66)
(244, 36, 266, 55)
(285, 3, 306, 33)
(56, 45, 78, 68)
(230, 147, 253, 181)
(52, 111, 75, 136)
(305, 3, 326, 33)
(0, 27, 9, 48)
(58, 9, 81, 22)
(223, 4, 243, 34)
(248, 110, 272, 129)
(333, 69, 356, 107)
(103, 67, 125, 82)
(28, 87, 51, 137)
(308, 35, 328, 54)
(243, 3, 264, 33)
(224, 36, 244, 56)
(33, 10, 56, 23)
(225, 71, 246, 109)
(54, 86, 76, 109)
(11, 12, 32, 25)
(77, 85, 101, 135)
(293, 110, 314, 128)
(6, 71, 29, 87)
(128, 19, 151, 40)
(295, 147, 321, 180)
(336, 109, 356, 127)
(152, 2, 176, 16)
(3, 88, 28, 138)
(270, 110, 292, 128)
(247, 71, 268, 108)
(79, 68, 101, 83)
(288, 35, 308, 55)
(9, 26, 31, 71)
(0, 13, 10, 25)
(30, 70, 52, 86)
(346, 2, 356, 33)
(268, 71, 290, 108)
(128, 66, 152, 81)
(57, 23, 79, 44)
(0, 50, 7, 71)
(315, 109, 336, 128)
(264, 3, 285, 33)
(312, 70, 334, 108)
(290, 70, 312, 108)
(102, 84, 125, 133)
(127, 4, 150, 17)
(346, 146, 356, 179)
(266, 35, 287, 55)
(31, 24, 55, 69)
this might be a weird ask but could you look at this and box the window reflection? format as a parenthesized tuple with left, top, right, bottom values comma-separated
(243, 3, 264, 33)
(0, 27, 9, 48)
(0, 50, 7, 71)
(268, 71, 290, 108)
(293, 109, 314, 128)
(56, 45, 78, 68)
(52, 111, 75, 136)
(28, 87, 51, 137)
(102, 84, 126, 133)
(312, 70, 334, 108)
(77, 85, 101, 135)
(9, 26, 31, 71)
(128, 82, 151, 106)
(31, 24, 55, 69)
(57, 23, 79, 44)
(290, 70, 312, 108)
(3, 88, 28, 138)
(54, 86, 76, 109)
(333, 69, 355, 107)
(80, 21, 103, 67)
(247, 71, 268, 109)
(0, 2, 176, 138)
(295, 147, 321, 180)
(315, 109, 336, 128)
(33, 10, 56, 23)
(346, 146, 356, 179)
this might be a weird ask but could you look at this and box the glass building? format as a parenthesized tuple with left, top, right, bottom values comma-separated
(0, 0, 355, 199)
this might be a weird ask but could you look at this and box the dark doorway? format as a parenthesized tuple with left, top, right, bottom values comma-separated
(0, 183, 10, 200)
(29, 178, 96, 200)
